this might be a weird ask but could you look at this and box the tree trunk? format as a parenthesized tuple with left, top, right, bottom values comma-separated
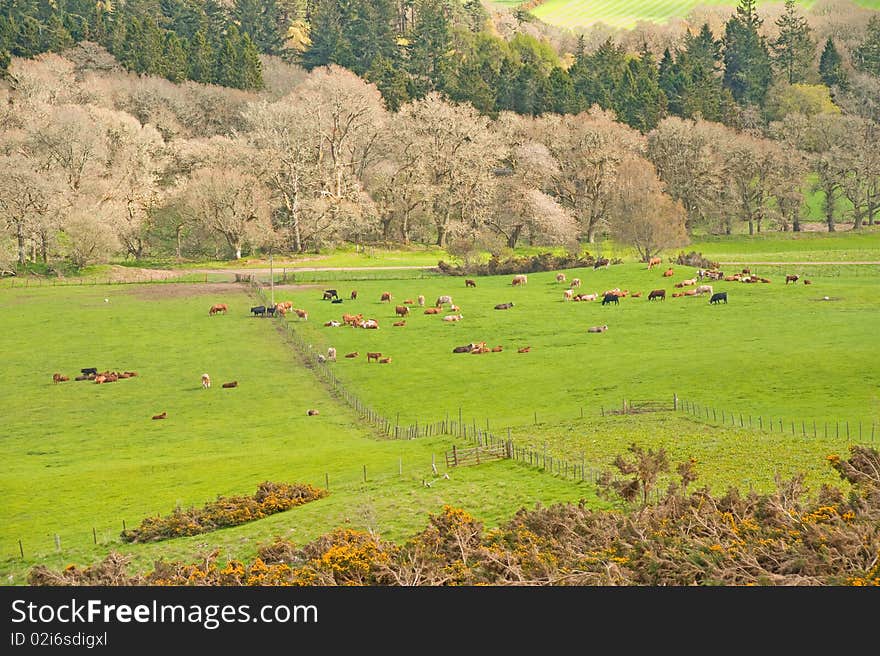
(748, 218, 754, 235)
(507, 224, 523, 249)
(793, 211, 801, 232)
(40, 231, 49, 263)
(176, 224, 183, 260)
(16, 221, 25, 266)
(435, 224, 446, 248)
(852, 205, 864, 230)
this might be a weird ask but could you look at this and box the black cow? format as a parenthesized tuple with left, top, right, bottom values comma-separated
(452, 343, 475, 354)
(601, 293, 619, 305)
(323, 289, 339, 300)
(648, 289, 665, 301)
(250, 305, 266, 317)
(494, 302, 515, 310)
(266, 305, 277, 317)
(594, 258, 610, 269)
(709, 292, 728, 305)
(81, 367, 98, 376)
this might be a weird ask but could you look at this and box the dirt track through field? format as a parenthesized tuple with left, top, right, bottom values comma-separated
(715, 261, 880, 265)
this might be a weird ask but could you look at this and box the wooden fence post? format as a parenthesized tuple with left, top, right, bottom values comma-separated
(18, 539, 23, 559)
(325, 473, 329, 490)
(673, 393, 678, 411)
(452, 445, 458, 466)
(92, 527, 97, 544)
(363, 465, 367, 482)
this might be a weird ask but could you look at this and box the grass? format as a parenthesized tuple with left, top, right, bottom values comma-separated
(689, 227, 880, 262)
(278, 262, 880, 430)
(2, 237, 878, 585)
(0, 284, 589, 583)
(493, 0, 880, 30)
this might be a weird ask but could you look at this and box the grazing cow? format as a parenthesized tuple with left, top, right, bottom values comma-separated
(492, 345, 503, 352)
(209, 303, 228, 315)
(663, 268, 674, 277)
(379, 357, 392, 364)
(436, 295, 453, 306)
(453, 344, 476, 354)
(442, 314, 463, 322)
(350, 290, 358, 300)
(345, 352, 359, 358)
(222, 381, 238, 388)
(571, 278, 581, 288)
(465, 279, 476, 287)
(512, 274, 528, 286)
(395, 305, 410, 317)
(380, 292, 392, 302)
(601, 293, 619, 305)
(323, 289, 339, 300)
(81, 367, 98, 376)
(648, 289, 666, 301)
(563, 289, 574, 301)
(266, 305, 278, 317)
(327, 347, 337, 362)
(52, 373, 69, 383)
(648, 256, 662, 269)
(517, 346, 531, 353)
(695, 285, 713, 296)
(201, 373, 211, 389)
(424, 307, 442, 314)
(786, 275, 799, 284)
(803, 279, 812, 285)
(594, 258, 610, 269)
(367, 352, 382, 363)
(587, 325, 608, 333)
(393, 320, 406, 327)
(325, 320, 341, 327)
(556, 273, 567, 283)
(294, 308, 308, 320)
(307, 409, 320, 416)
(494, 302, 514, 310)
(250, 305, 266, 317)
(152, 412, 166, 420)
(417, 295, 425, 306)
(709, 292, 728, 304)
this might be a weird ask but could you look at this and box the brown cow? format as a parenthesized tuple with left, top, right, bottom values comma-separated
(52, 373, 69, 383)
(786, 274, 799, 284)
(803, 279, 812, 285)
(293, 308, 308, 320)
(571, 278, 581, 288)
(345, 352, 359, 358)
(222, 381, 238, 388)
(648, 257, 662, 269)
(350, 290, 358, 300)
(201, 373, 211, 389)
(395, 305, 410, 317)
(556, 273, 566, 283)
(307, 409, 320, 416)
(491, 345, 503, 352)
(367, 352, 382, 363)
(380, 292, 392, 302)
(152, 412, 167, 420)
(209, 303, 228, 315)
(424, 307, 442, 315)
(465, 279, 476, 287)
(512, 274, 527, 286)
(648, 289, 666, 301)
(393, 319, 406, 327)
(517, 346, 531, 353)
(379, 357, 392, 364)
(663, 268, 674, 277)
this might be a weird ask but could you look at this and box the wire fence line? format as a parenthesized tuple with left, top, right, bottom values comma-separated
(0, 272, 222, 288)
(673, 394, 877, 444)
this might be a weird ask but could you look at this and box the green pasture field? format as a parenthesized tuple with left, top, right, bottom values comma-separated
(493, 0, 880, 30)
(0, 284, 589, 583)
(689, 228, 880, 263)
(279, 262, 880, 431)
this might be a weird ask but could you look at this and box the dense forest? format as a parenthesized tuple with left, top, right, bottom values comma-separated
(1, 0, 880, 270)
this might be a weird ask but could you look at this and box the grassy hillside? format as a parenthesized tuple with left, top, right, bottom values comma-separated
(493, 0, 880, 29)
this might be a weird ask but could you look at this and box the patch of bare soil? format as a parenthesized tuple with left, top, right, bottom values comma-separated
(104, 266, 183, 282)
(800, 222, 854, 232)
(124, 282, 238, 300)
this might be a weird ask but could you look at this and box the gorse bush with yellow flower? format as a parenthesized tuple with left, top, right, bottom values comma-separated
(28, 446, 880, 586)
(119, 482, 328, 543)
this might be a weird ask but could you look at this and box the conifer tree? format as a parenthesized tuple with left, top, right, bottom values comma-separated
(723, 0, 773, 106)
(854, 15, 880, 77)
(819, 37, 848, 91)
(772, 0, 816, 84)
